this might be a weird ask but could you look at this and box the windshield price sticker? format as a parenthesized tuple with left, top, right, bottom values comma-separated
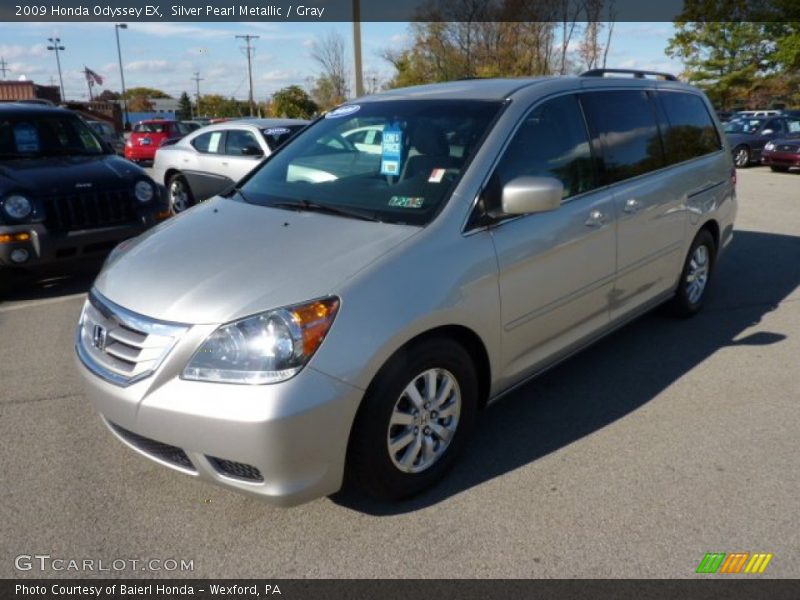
(13, 123, 40, 152)
(381, 123, 403, 176)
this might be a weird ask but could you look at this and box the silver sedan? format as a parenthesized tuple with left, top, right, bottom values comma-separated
(152, 118, 308, 213)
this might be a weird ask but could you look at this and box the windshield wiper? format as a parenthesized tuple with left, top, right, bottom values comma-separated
(268, 199, 382, 222)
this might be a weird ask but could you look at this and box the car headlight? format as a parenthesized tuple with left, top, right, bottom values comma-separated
(134, 180, 155, 203)
(764, 142, 775, 151)
(2, 194, 32, 220)
(183, 297, 340, 384)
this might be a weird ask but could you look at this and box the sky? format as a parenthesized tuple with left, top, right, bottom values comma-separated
(0, 21, 682, 102)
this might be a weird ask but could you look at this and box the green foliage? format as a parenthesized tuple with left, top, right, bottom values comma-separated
(123, 87, 171, 99)
(197, 94, 249, 118)
(666, 0, 800, 109)
(177, 91, 193, 120)
(269, 86, 319, 119)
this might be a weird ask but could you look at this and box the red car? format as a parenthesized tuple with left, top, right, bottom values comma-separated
(124, 120, 192, 164)
(761, 137, 800, 172)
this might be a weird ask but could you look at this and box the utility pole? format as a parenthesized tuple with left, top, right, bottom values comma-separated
(191, 72, 203, 118)
(352, 0, 364, 97)
(47, 38, 66, 103)
(235, 34, 259, 116)
(0, 57, 8, 80)
(114, 24, 129, 129)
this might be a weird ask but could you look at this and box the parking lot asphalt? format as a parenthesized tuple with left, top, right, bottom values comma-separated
(1, 167, 798, 578)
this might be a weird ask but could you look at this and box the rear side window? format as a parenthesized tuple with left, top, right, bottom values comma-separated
(191, 131, 224, 154)
(581, 90, 664, 184)
(657, 92, 721, 164)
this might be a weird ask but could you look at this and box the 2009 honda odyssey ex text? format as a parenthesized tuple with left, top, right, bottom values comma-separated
(75, 70, 736, 505)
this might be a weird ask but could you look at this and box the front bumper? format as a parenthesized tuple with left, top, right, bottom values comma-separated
(762, 152, 800, 167)
(0, 221, 149, 269)
(75, 324, 364, 506)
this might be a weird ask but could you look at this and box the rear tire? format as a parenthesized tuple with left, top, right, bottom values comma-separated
(346, 338, 478, 500)
(770, 165, 789, 173)
(167, 173, 194, 214)
(669, 229, 716, 318)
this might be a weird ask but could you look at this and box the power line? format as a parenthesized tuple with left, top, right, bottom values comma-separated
(235, 34, 259, 117)
(191, 71, 203, 118)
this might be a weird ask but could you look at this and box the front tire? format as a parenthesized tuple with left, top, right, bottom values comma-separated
(669, 229, 716, 318)
(346, 338, 478, 500)
(167, 173, 194, 214)
(770, 165, 789, 173)
(733, 145, 750, 168)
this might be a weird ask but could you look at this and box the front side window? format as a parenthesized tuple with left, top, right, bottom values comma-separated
(581, 90, 665, 184)
(657, 91, 721, 164)
(238, 100, 502, 226)
(225, 130, 261, 155)
(483, 94, 596, 213)
(0, 115, 104, 158)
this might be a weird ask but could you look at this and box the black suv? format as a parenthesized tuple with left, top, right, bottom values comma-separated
(0, 104, 169, 270)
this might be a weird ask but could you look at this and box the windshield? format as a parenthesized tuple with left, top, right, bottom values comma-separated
(238, 100, 503, 226)
(724, 119, 764, 134)
(0, 115, 105, 158)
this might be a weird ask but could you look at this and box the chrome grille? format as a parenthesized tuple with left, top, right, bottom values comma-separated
(43, 189, 137, 233)
(76, 290, 188, 386)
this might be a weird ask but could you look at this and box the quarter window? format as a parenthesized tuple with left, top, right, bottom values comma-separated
(581, 90, 665, 184)
(485, 94, 596, 208)
(657, 91, 721, 164)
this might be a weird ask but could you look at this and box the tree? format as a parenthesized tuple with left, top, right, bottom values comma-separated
(310, 31, 349, 106)
(177, 91, 192, 120)
(123, 87, 171, 99)
(197, 94, 248, 118)
(270, 85, 319, 119)
(97, 89, 120, 101)
(127, 95, 154, 112)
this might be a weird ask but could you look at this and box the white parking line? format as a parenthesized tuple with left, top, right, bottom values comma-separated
(0, 292, 87, 313)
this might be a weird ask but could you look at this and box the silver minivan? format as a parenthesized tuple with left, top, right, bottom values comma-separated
(75, 70, 736, 506)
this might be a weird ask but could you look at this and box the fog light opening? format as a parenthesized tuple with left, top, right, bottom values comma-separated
(10, 248, 30, 264)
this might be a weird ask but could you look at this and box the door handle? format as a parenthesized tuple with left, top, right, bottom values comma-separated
(623, 198, 642, 214)
(585, 210, 608, 228)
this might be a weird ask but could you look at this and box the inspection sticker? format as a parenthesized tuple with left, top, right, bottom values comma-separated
(389, 196, 424, 208)
(428, 168, 446, 183)
(380, 123, 403, 176)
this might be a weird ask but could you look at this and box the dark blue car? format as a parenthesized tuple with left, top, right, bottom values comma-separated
(725, 115, 800, 167)
(0, 104, 169, 271)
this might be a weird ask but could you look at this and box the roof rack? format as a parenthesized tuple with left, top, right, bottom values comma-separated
(580, 68, 678, 81)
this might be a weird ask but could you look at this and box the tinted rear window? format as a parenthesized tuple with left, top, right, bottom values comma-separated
(581, 90, 665, 184)
(657, 92, 721, 163)
(134, 122, 166, 133)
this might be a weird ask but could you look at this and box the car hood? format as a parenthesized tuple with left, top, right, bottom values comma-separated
(94, 196, 420, 324)
(724, 133, 755, 144)
(0, 155, 145, 195)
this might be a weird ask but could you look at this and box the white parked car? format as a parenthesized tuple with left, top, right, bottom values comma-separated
(152, 119, 308, 213)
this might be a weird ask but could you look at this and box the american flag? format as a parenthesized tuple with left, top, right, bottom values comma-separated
(84, 66, 103, 86)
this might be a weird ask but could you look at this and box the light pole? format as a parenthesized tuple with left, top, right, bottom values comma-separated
(352, 0, 364, 97)
(235, 34, 259, 116)
(46, 38, 65, 103)
(115, 23, 129, 129)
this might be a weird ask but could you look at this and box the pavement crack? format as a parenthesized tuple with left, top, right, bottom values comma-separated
(0, 393, 82, 407)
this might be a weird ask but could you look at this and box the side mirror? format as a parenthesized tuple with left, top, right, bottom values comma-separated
(241, 145, 263, 157)
(500, 176, 563, 216)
